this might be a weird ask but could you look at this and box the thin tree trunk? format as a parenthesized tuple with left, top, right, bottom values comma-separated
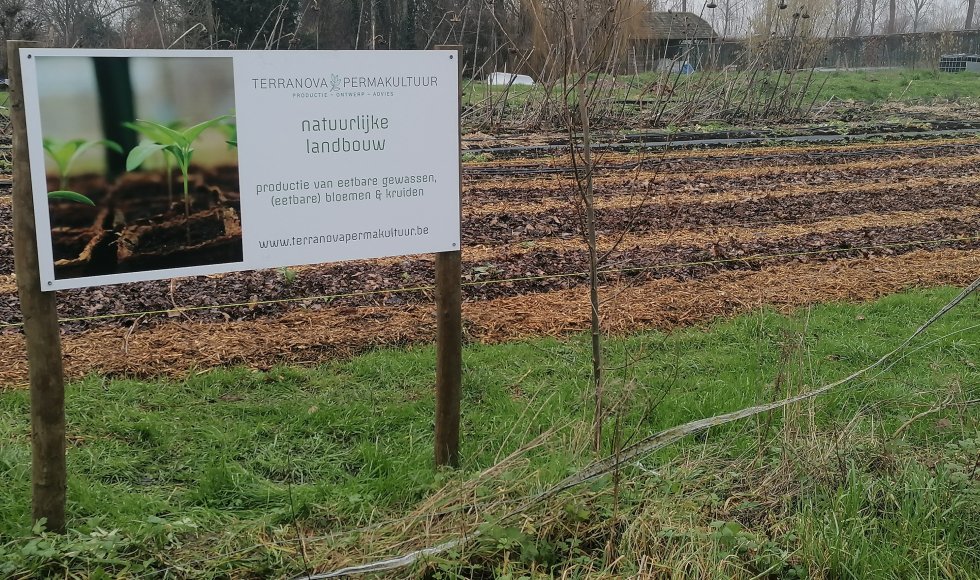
(833, 0, 841, 36)
(968, 0, 977, 29)
(722, 0, 731, 37)
(849, 0, 863, 36)
(567, 0, 603, 453)
(581, 94, 602, 453)
(888, 0, 897, 33)
(370, 0, 377, 49)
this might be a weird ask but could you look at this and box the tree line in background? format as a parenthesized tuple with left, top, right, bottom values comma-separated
(0, 0, 977, 76)
(0, 0, 644, 81)
(2, 0, 519, 71)
(5, 0, 978, 48)
(676, 0, 975, 36)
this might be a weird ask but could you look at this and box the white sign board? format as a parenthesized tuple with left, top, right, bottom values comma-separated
(21, 49, 460, 291)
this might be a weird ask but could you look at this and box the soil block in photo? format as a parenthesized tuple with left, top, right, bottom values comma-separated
(206, 164, 241, 197)
(203, 164, 241, 212)
(46, 174, 113, 230)
(116, 207, 243, 273)
(111, 172, 219, 225)
(51, 214, 116, 279)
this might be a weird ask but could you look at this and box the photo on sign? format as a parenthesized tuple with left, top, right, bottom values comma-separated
(35, 55, 242, 279)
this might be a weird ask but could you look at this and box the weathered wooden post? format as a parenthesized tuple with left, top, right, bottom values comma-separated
(433, 45, 463, 468)
(8, 40, 68, 533)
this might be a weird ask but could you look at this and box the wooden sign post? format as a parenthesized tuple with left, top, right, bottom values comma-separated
(434, 249, 462, 467)
(433, 45, 463, 468)
(12, 46, 463, 535)
(8, 40, 68, 533)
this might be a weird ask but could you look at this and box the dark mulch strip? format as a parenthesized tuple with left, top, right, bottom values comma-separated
(465, 157, 979, 203)
(464, 180, 980, 244)
(464, 140, 980, 178)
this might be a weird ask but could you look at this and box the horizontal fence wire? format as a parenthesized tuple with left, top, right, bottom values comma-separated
(0, 234, 976, 329)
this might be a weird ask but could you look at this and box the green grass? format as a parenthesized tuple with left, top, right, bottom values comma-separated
(0, 287, 978, 577)
(806, 69, 980, 103)
(631, 68, 980, 104)
(461, 68, 980, 132)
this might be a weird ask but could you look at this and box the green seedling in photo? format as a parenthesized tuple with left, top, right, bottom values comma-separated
(43, 137, 123, 205)
(219, 119, 237, 148)
(124, 120, 184, 204)
(125, 115, 233, 219)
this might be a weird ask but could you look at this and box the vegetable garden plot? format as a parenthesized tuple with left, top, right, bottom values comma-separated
(1, 137, 980, 382)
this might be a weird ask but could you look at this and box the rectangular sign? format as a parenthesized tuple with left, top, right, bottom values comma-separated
(21, 49, 460, 291)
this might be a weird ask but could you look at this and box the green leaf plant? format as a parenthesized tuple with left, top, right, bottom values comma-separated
(125, 115, 232, 220)
(123, 120, 183, 204)
(219, 119, 237, 149)
(43, 137, 122, 205)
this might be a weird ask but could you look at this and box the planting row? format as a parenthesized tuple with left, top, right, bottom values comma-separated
(1, 137, 976, 335)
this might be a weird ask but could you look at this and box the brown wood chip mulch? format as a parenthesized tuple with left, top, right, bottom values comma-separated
(1, 247, 976, 388)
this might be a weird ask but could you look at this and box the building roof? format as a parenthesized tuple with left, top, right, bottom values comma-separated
(637, 11, 717, 40)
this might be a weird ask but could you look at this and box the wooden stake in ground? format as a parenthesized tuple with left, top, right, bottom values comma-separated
(434, 46, 463, 468)
(8, 41, 68, 533)
(434, 249, 462, 467)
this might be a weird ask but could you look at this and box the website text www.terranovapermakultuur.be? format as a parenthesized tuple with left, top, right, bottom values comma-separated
(257, 226, 430, 249)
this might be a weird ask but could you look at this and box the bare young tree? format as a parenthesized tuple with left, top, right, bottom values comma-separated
(907, 0, 932, 31)
(0, 0, 38, 75)
(923, 1, 963, 32)
(866, 0, 880, 33)
(849, 0, 864, 34)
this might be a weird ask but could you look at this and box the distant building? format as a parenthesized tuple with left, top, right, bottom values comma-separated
(628, 12, 718, 72)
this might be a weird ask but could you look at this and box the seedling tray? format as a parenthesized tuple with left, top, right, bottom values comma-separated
(116, 207, 243, 273)
(51, 212, 115, 279)
(111, 172, 218, 225)
(46, 175, 113, 230)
